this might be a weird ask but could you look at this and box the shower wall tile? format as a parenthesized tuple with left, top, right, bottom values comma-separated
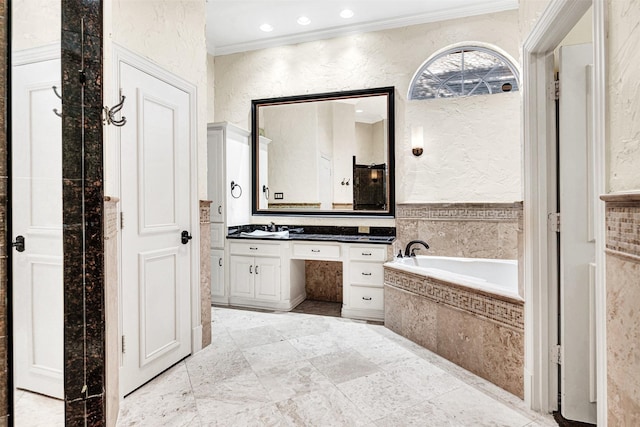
(200, 201, 212, 348)
(602, 193, 640, 425)
(395, 202, 522, 260)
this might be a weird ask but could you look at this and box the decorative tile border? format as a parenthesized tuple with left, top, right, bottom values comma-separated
(396, 202, 523, 221)
(602, 193, 640, 261)
(384, 268, 524, 330)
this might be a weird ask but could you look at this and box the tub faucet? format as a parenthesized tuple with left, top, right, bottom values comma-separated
(404, 240, 429, 257)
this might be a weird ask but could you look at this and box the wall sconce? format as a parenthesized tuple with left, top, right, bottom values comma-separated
(411, 126, 424, 157)
(370, 168, 380, 183)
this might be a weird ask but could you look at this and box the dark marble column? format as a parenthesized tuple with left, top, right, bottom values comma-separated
(0, 0, 9, 424)
(61, 0, 105, 425)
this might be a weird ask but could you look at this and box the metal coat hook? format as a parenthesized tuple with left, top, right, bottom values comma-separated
(231, 181, 243, 199)
(104, 90, 127, 127)
(341, 178, 350, 186)
(52, 86, 62, 117)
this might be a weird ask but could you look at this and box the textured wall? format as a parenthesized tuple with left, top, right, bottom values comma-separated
(214, 10, 522, 205)
(11, 0, 59, 50)
(608, 0, 640, 192)
(109, 0, 208, 198)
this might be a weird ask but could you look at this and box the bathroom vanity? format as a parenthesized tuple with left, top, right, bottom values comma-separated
(225, 232, 393, 321)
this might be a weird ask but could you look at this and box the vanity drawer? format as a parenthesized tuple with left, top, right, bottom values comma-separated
(229, 241, 281, 257)
(349, 285, 384, 310)
(292, 243, 341, 259)
(348, 246, 386, 261)
(349, 262, 383, 285)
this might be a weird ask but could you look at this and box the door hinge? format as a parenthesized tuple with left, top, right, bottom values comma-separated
(554, 79, 560, 100)
(120, 212, 124, 229)
(551, 344, 562, 365)
(548, 212, 560, 233)
(121, 335, 126, 354)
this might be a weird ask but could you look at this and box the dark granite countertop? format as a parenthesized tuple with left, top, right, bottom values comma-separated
(226, 224, 396, 245)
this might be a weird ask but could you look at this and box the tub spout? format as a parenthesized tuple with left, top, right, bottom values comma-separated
(404, 240, 429, 257)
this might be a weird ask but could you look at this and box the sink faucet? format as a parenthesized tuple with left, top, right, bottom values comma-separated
(404, 240, 429, 257)
(268, 222, 277, 232)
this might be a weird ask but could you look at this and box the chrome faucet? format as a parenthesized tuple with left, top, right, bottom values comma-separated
(404, 240, 429, 257)
(268, 222, 277, 232)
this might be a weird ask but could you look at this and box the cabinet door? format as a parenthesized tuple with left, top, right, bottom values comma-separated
(229, 255, 254, 298)
(254, 257, 281, 301)
(211, 249, 225, 299)
(207, 128, 224, 223)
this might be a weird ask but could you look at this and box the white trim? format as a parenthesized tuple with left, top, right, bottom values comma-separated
(522, 0, 606, 421)
(592, 1, 608, 424)
(12, 42, 60, 65)
(210, 0, 518, 56)
(111, 43, 202, 358)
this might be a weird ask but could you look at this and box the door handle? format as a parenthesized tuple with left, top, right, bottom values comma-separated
(249, 265, 253, 274)
(181, 230, 192, 244)
(255, 265, 259, 275)
(12, 235, 25, 252)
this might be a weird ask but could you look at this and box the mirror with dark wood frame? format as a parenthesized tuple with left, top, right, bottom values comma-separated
(251, 87, 395, 217)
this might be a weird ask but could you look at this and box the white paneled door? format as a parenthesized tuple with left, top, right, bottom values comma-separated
(558, 43, 597, 424)
(119, 61, 193, 395)
(12, 55, 64, 399)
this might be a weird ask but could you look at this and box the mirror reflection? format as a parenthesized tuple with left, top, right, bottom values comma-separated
(252, 87, 395, 216)
(11, 0, 65, 423)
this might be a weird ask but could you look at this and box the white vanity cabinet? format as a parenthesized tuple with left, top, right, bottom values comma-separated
(207, 122, 252, 304)
(228, 240, 305, 310)
(342, 245, 387, 321)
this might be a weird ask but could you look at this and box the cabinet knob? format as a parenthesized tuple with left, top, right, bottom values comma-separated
(311, 249, 320, 253)
(250, 247, 258, 250)
(218, 205, 222, 214)
(219, 258, 223, 267)
(362, 252, 372, 256)
(362, 296, 372, 301)
(361, 272, 372, 276)
(255, 265, 259, 275)
(249, 265, 253, 274)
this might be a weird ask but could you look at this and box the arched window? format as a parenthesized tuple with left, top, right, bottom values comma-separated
(408, 44, 520, 100)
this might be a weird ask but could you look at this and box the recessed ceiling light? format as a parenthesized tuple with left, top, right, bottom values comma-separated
(340, 9, 354, 19)
(297, 16, 311, 26)
(260, 23, 274, 32)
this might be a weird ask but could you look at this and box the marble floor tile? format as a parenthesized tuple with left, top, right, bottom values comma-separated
(254, 360, 335, 402)
(242, 340, 306, 371)
(193, 371, 272, 420)
(381, 357, 466, 401)
(185, 347, 253, 388)
(14, 390, 64, 427)
(276, 386, 374, 427)
(288, 330, 351, 359)
(272, 316, 332, 340)
(200, 404, 289, 427)
(309, 348, 381, 384)
(228, 324, 286, 349)
(118, 362, 200, 427)
(337, 370, 426, 420)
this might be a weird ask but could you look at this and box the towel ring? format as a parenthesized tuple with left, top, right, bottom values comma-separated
(231, 181, 242, 199)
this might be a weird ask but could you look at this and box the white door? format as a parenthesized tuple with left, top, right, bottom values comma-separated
(558, 43, 597, 424)
(120, 62, 193, 395)
(12, 57, 64, 399)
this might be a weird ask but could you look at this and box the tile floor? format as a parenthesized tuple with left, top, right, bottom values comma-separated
(115, 306, 558, 426)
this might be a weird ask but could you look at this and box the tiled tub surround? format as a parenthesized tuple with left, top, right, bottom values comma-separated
(602, 193, 640, 425)
(394, 203, 523, 260)
(383, 266, 524, 398)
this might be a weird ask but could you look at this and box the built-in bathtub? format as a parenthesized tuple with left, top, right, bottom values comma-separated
(383, 255, 524, 398)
